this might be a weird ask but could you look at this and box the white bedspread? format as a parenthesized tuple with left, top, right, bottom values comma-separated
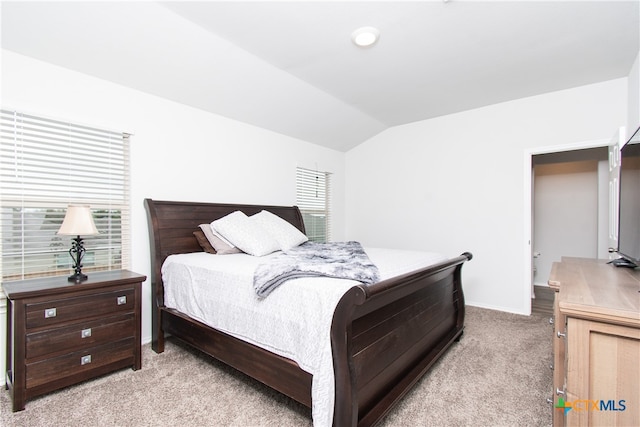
(161, 247, 448, 427)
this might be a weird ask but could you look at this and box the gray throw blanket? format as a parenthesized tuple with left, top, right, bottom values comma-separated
(254, 241, 380, 298)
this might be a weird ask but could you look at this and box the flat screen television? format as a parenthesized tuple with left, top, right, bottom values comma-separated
(615, 126, 640, 268)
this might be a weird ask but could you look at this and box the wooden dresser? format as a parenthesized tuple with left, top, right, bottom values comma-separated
(3, 270, 146, 411)
(548, 257, 639, 427)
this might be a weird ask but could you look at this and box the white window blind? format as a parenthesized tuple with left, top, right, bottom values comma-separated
(0, 109, 130, 282)
(296, 167, 331, 242)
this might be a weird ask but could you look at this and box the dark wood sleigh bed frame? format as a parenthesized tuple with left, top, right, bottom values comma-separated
(144, 198, 472, 427)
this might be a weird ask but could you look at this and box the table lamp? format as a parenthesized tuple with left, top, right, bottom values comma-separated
(57, 205, 99, 282)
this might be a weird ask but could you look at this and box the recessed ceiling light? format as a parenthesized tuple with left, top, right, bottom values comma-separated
(351, 26, 380, 48)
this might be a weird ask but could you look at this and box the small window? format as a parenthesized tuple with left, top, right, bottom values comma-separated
(0, 109, 131, 282)
(296, 167, 331, 242)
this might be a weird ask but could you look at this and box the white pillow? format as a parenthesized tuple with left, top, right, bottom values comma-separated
(211, 211, 280, 257)
(251, 210, 308, 250)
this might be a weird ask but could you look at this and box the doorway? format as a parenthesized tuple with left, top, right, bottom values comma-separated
(532, 148, 608, 286)
(523, 135, 617, 314)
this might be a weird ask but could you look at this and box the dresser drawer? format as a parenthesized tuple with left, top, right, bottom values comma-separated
(26, 314, 135, 360)
(26, 338, 135, 389)
(25, 287, 135, 329)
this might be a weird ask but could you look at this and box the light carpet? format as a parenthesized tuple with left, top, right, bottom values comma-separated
(0, 306, 553, 426)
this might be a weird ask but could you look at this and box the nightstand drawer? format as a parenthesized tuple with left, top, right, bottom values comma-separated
(25, 287, 135, 329)
(26, 337, 135, 389)
(26, 314, 135, 359)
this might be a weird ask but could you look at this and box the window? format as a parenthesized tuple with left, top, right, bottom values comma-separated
(296, 167, 331, 242)
(0, 109, 130, 282)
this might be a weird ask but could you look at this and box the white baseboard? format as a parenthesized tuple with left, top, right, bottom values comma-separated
(465, 301, 530, 316)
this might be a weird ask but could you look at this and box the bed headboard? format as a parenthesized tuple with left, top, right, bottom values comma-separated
(144, 198, 305, 299)
(144, 198, 305, 280)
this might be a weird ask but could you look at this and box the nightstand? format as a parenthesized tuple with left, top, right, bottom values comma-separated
(3, 270, 146, 411)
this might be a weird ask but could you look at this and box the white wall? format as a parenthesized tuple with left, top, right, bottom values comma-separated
(628, 52, 640, 134)
(345, 79, 627, 314)
(0, 50, 346, 355)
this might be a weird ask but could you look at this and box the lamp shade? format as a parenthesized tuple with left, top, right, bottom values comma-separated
(57, 205, 99, 236)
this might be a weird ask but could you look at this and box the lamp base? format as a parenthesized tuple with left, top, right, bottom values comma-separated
(67, 235, 88, 283)
(68, 272, 88, 283)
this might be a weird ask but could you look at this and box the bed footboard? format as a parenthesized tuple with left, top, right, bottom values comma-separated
(331, 252, 472, 427)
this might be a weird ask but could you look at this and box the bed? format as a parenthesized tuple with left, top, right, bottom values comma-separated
(144, 198, 472, 427)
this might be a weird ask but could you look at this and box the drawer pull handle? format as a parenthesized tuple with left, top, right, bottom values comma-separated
(557, 331, 566, 338)
(44, 308, 57, 318)
(547, 397, 553, 405)
(81, 355, 92, 365)
(117, 295, 127, 305)
(549, 317, 554, 325)
(81, 328, 92, 338)
(556, 388, 565, 396)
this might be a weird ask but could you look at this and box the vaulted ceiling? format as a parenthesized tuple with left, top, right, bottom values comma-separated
(2, 1, 639, 151)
